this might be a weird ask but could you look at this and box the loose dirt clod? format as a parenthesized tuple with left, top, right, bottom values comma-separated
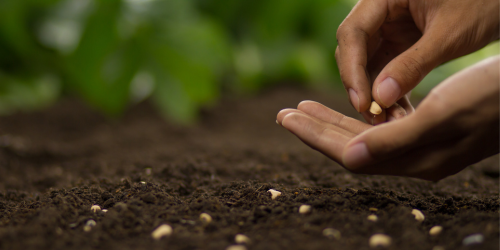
(226, 245, 247, 250)
(367, 214, 378, 222)
(200, 213, 212, 223)
(411, 209, 425, 222)
(90, 205, 101, 213)
(369, 101, 382, 115)
(235, 234, 251, 244)
(429, 226, 443, 236)
(151, 224, 173, 240)
(369, 234, 392, 248)
(268, 189, 281, 200)
(462, 234, 484, 246)
(299, 205, 312, 214)
(322, 228, 341, 240)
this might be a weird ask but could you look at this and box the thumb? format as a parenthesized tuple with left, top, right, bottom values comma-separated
(372, 33, 447, 108)
(341, 114, 429, 171)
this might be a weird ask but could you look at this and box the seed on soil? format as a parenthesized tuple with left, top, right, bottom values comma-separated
(367, 214, 378, 222)
(462, 233, 484, 246)
(200, 213, 212, 223)
(140, 181, 146, 184)
(268, 189, 281, 200)
(235, 234, 251, 244)
(83, 220, 96, 232)
(322, 228, 341, 240)
(90, 205, 101, 213)
(369, 207, 378, 212)
(429, 226, 443, 236)
(299, 205, 312, 214)
(369, 234, 392, 248)
(151, 224, 173, 240)
(411, 209, 425, 222)
(226, 245, 247, 250)
(102, 209, 108, 213)
(369, 101, 382, 115)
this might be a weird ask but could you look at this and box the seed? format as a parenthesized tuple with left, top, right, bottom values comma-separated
(322, 228, 341, 240)
(369, 234, 392, 248)
(411, 209, 425, 222)
(367, 214, 378, 222)
(226, 245, 247, 250)
(429, 225, 443, 236)
(369, 207, 378, 212)
(268, 189, 281, 200)
(235, 234, 251, 244)
(369, 101, 382, 115)
(91, 205, 101, 213)
(151, 224, 173, 240)
(299, 205, 312, 214)
(102, 209, 108, 213)
(83, 219, 96, 232)
(462, 234, 484, 246)
(200, 213, 212, 224)
(140, 181, 146, 184)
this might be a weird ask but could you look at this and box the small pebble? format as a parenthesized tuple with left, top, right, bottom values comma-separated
(367, 214, 378, 222)
(462, 233, 484, 246)
(299, 205, 312, 214)
(226, 245, 247, 250)
(268, 189, 281, 200)
(322, 228, 341, 240)
(429, 225, 443, 236)
(411, 209, 425, 222)
(235, 234, 251, 244)
(151, 224, 173, 240)
(369, 234, 392, 248)
(91, 205, 101, 213)
(200, 213, 212, 223)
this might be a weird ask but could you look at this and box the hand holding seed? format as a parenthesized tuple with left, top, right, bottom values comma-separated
(277, 56, 499, 181)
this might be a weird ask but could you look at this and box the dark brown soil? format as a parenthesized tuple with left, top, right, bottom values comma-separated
(0, 86, 498, 250)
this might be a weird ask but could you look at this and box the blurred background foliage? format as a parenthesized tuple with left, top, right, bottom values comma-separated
(0, 0, 497, 123)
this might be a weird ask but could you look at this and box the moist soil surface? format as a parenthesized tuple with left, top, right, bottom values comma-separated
(0, 86, 498, 250)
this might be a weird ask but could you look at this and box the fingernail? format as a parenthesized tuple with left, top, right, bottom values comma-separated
(377, 77, 401, 108)
(343, 142, 373, 168)
(348, 88, 359, 112)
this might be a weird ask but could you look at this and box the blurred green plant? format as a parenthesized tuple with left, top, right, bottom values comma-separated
(0, 0, 497, 123)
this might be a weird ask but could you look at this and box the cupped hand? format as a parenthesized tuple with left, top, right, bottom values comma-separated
(277, 56, 499, 181)
(337, 0, 499, 124)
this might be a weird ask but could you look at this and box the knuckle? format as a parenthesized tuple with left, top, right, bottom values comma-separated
(399, 56, 425, 83)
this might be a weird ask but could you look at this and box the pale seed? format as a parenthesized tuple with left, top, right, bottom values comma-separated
(299, 205, 312, 214)
(268, 189, 281, 200)
(151, 224, 173, 240)
(367, 214, 378, 222)
(90, 205, 101, 213)
(369, 101, 382, 115)
(200, 213, 212, 223)
(369, 234, 392, 248)
(235, 234, 251, 244)
(411, 209, 425, 222)
(429, 225, 443, 236)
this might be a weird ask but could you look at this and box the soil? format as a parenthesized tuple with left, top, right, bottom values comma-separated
(0, 86, 498, 250)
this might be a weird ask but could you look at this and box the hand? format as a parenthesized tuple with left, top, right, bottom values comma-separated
(336, 0, 500, 124)
(277, 56, 499, 181)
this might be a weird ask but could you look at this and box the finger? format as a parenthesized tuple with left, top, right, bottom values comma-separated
(372, 32, 449, 108)
(281, 112, 351, 163)
(296, 100, 372, 134)
(277, 108, 357, 137)
(342, 113, 431, 170)
(361, 110, 386, 125)
(336, 0, 389, 112)
(386, 102, 407, 121)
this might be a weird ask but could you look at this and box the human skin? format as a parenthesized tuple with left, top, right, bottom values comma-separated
(276, 55, 499, 181)
(335, 0, 499, 124)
